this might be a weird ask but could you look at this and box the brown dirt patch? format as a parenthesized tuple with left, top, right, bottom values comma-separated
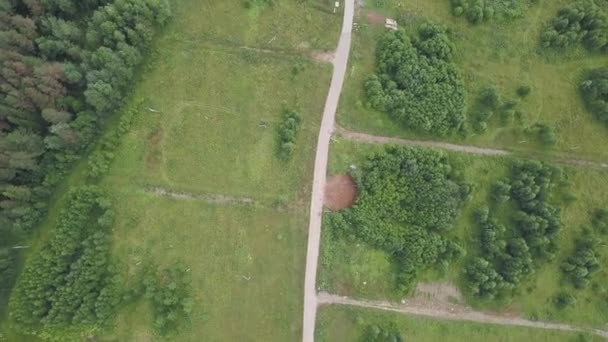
(324, 174, 357, 211)
(312, 50, 335, 63)
(366, 11, 386, 25)
(146, 128, 163, 169)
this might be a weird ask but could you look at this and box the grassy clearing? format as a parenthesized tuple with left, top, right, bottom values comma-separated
(104, 193, 308, 341)
(106, 44, 331, 200)
(315, 305, 602, 342)
(337, 0, 608, 160)
(319, 138, 608, 326)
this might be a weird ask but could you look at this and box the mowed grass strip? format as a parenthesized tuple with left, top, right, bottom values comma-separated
(106, 192, 308, 341)
(336, 0, 608, 160)
(320, 138, 608, 326)
(315, 305, 602, 342)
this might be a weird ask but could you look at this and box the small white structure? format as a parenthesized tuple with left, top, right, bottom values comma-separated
(385, 18, 398, 30)
(334, 1, 339, 13)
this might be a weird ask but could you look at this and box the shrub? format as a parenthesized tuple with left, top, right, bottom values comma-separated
(553, 292, 576, 309)
(580, 67, 608, 125)
(276, 110, 302, 160)
(517, 85, 532, 98)
(142, 264, 193, 335)
(562, 230, 601, 289)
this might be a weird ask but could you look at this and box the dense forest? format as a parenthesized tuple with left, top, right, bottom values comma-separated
(365, 24, 466, 136)
(0, 0, 169, 316)
(327, 146, 469, 292)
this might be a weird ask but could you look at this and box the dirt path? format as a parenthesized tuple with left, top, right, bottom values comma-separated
(317, 292, 608, 338)
(302, 1, 355, 341)
(336, 127, 608, 169)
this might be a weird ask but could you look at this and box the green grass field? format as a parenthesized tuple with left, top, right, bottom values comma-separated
(98, 0, 340, 339)
(319, 138, 608, 326)
(3, 0, 341, 340)
(315, 305, 602, 342)
(337, 0, 608, 160)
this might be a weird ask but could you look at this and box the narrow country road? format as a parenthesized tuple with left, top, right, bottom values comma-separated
(317, 292, 608, 339)
(336, 127, 608, 170)
(302, 1, 354, 341)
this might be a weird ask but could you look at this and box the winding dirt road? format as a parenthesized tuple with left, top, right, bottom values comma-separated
(301, 1, 354, 341)
(317, 292, 608, 338)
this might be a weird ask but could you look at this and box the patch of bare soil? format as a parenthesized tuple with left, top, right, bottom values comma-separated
(366, 11, 386, 25)
(405, 282, 466, 313)
(146, 128, 163, 170)
(324, 174, 357, 211)
(312, 50, 335, 63)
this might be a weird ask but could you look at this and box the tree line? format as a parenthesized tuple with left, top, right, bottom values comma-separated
(0, 0, 170, 314)
(365, 24, 466, 136)
(327, 146, 469, 293)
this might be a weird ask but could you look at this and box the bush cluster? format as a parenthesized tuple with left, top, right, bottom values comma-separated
(277, 110, 302, 160)
(562, 230, 601, 289)
(365, 24, 466, 136)
(540, 0, 608, 53)
(328, 146, 469, 292)
(465, 160, 564, 299)
(142, 264, 193, 335)
(580, 67, 608, 125)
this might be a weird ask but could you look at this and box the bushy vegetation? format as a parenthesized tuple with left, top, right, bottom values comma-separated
(540, 0, 608, 53)
(0, 0, 169, 310)
(450, 0, 527, 24)
(142, 264, 193, 335)
(365, 24, 466, 136)
(363, 322, 404, 342)
(465, 160, 564, 299)
(562, 230, 601, 289)
(276, 110, 302, 160)
(580, 67, 608, 125)
(327, 146, 469, 292)
(592, 208, 608, 233)
(9, 186, 120, 329)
